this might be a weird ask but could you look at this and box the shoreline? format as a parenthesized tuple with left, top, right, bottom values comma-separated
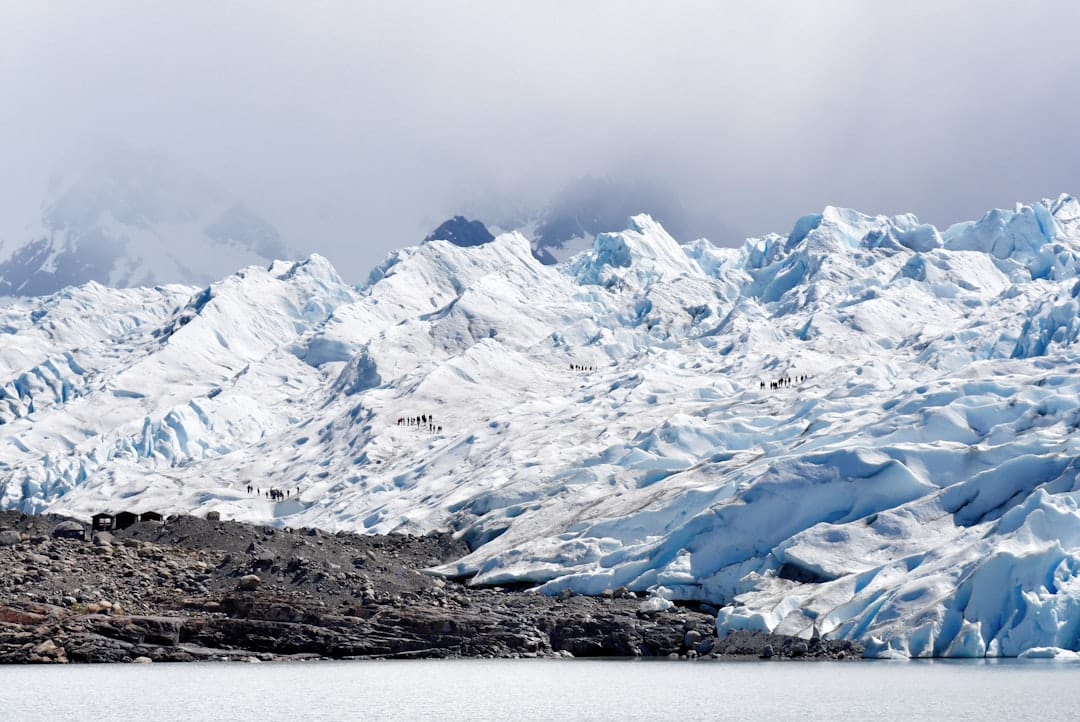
(0, 511, 860, 663)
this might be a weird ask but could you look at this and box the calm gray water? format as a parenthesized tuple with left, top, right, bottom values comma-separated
(2, 659, 1078, 721)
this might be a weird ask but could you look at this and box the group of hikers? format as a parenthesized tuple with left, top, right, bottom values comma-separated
(569, 363, 596, 372)
(246, 484, 300, 501)
(397, 414, 442, 434)
(761, 374, 808, 390)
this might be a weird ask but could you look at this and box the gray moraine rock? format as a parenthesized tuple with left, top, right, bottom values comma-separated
(0, 511, 863, 663)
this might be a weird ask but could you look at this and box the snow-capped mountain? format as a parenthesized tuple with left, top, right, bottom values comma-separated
(4, 196, 1080, 658)
(483, 176, 744, 264)
(0, 143, 294, 296)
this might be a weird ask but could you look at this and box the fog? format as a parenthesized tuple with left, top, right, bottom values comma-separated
(3, 1, 1080, 278)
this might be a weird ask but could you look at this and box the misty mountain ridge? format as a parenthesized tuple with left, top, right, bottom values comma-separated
(0, 151, 743, 297)
(464, 175, 747, 266)
(5, 194, 1080, 657)
(0, 143, 294, 296)
(423, 177, 740, 266)
(522, 176, 743, 264)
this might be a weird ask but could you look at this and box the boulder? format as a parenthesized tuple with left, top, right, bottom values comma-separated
(32, 639, 64, 661)
(52, 521, 86, 541)
(251, 549, 276, 570)
(0, 529, 21, 546)
(0, 604, 50, 625)
(33, 640, 55, 655)
(64, 633, 136, 663)
(238, 574, 261, 591)
(206, 511, 221, 522)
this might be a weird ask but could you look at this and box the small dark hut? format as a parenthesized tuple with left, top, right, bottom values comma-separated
(114, 511, 139, 530)
(139, 511, 163, 523)
(91, 512, 115, 532)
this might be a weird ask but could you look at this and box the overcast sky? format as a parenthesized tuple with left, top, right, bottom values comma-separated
(3, 1, 1080, 278)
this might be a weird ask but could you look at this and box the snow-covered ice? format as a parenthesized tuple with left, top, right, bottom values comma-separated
(5, 196, 1080, 657)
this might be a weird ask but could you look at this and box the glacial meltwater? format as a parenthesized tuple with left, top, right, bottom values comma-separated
(3, 659, 1078, 721)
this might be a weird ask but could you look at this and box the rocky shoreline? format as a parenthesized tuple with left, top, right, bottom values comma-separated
(0, 512, 861, 663)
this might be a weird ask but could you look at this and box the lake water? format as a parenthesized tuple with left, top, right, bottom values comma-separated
(3, 659, 1078, 721)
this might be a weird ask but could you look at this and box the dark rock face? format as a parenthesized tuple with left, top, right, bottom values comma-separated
(0, 233, 123, 296)
(0, 143, 292, 296)
(0, 511, 862, 663)
(531, 246, 559, 265)
(203, 203, 291, 260)
(424, 217, 495, 248)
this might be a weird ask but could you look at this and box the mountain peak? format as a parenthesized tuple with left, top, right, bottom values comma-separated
(0, 141, 297, 296)
(423, 216, 494, 247)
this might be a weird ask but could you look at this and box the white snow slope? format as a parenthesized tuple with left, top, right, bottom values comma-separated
(5, 198, 1080, 658)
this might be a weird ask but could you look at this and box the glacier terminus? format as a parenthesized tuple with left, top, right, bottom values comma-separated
(4, 196, 1080, 659)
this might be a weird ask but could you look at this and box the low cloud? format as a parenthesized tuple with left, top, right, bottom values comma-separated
(2, 1, 1079, 278)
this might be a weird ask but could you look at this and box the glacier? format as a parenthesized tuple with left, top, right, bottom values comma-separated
(5, 196, 1080, 657)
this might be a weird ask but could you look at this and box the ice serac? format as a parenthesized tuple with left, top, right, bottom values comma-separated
(0, 254, 358, 512)
(943, 196, 1080, 282)
(8, 202, 1080, 658)
(570, 213, 701, 287)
